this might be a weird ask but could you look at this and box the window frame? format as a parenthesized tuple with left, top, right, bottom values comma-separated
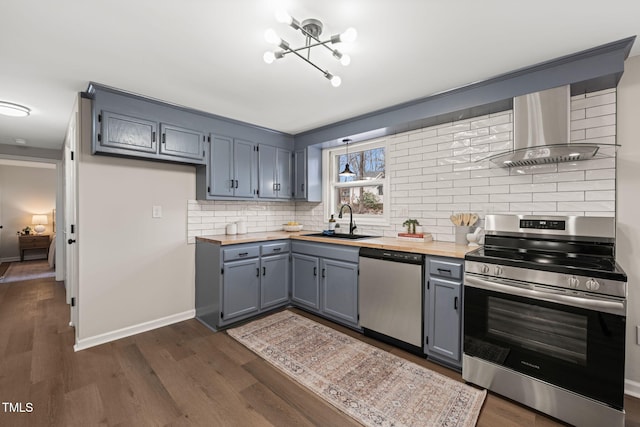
(322, 138, 390, 226)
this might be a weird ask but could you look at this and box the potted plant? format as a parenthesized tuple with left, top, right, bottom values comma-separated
(22, 226, 32, 235)
(402, 219, 420, 235)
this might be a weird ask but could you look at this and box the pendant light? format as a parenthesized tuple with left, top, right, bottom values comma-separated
(339, 138, 355, 177)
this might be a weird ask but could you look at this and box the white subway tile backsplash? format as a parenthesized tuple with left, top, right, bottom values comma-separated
(585, 190, 615, 201)
(586, 125, 616, 139)
(586, 169, 615, 180)
(532, 171, 585, 183)
(491, 193, 532, 203)
(558, 180, 615, 191)
(489, 175, 532, 186)
(187, 90, 617, 243)
(533, 192, 584, 202)
(558, 201, 615, 212)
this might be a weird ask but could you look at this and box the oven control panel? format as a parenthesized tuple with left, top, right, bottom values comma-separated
(464, 260, 626, 298)
(520, 219, 565, 230)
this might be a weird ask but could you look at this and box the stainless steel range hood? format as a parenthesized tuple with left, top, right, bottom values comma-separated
(488, 85, 600, 168)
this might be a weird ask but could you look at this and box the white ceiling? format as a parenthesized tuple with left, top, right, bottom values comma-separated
(1, 0, 639, 152)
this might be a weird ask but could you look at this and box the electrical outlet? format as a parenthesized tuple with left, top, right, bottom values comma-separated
(152, 205, 162, 218)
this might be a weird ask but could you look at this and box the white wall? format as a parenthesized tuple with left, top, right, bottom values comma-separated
(0, 162, 56, 261)
(616, 54, 640, 393)
(76, 109, 195, 344)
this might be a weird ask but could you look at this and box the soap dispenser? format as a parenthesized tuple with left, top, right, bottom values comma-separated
(328, 214, 336, 232)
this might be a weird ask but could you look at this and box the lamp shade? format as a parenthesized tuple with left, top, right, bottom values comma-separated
(32, 215, 48, 234)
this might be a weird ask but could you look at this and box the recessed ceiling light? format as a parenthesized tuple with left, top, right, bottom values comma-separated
(14, 138, 27, 145)
(0, 101, 31, 117)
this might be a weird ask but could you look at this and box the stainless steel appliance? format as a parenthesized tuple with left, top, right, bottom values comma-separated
(359, 247, 424, 354)
(463, 214, 627, 427)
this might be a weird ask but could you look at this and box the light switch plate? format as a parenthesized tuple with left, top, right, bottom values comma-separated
(152, 205, 162, 218)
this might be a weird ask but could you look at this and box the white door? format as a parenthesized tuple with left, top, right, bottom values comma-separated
(63, 96, 80, 336)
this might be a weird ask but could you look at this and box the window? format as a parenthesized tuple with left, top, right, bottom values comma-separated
(324, 139, 389, 225)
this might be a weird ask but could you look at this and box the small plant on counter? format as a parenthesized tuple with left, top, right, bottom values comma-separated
(402, 219, 420, 235)
(22, 226, 32, 235)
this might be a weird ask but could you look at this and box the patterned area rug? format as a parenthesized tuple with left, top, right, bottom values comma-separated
(0, 260, 55, 283)
(228, 311, 486, 427)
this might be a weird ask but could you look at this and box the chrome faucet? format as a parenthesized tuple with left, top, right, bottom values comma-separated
(338, 204, 357, 235)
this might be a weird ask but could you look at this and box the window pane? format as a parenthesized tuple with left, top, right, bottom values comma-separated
(336, 147, 385, 182)
(334, 185, 384, 215)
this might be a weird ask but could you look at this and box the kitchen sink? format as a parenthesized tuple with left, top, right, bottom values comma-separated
(304, 233, 379, 240)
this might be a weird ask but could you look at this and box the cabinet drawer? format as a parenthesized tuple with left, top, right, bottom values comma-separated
(261, 242, 290, 256)
(223, 245, 260, 261)
(429, 259, 463, 280)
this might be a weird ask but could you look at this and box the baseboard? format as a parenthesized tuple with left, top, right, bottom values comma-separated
(0, 256, 20, 263)
(73, 309, 196, 351)
(626, 379, 640, 399)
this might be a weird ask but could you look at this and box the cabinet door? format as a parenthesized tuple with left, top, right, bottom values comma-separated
(261, 253, 289, 309)
(209, 135, 234, 197)
(291, 253, 320, 310)
(159, 123, 205, 162)
(101, 111, 158, 154)
(276, 148, 292, 198)
(427, 278, 462, 364)
(258, 144, 277, 198)
(234, 139, 257, 198)
(222, 258, 260, 322)
(293, 149, 306, 199)
(321, 258, 358, 325)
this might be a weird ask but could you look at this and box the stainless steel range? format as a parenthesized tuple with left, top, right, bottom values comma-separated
(462, 214, 627, 427)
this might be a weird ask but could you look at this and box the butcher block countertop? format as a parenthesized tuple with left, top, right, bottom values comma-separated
(196, 231, 473, 259)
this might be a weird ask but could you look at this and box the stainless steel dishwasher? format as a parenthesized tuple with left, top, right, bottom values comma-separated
(359, 247, 424, 354)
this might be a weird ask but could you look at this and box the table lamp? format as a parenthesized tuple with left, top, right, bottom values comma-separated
(32, 215, 48, 234)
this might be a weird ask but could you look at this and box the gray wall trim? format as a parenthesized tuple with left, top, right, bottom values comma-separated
(86, 82, 294, 148)
(293, 36, 636, 149)
(0, 143, 62, 162)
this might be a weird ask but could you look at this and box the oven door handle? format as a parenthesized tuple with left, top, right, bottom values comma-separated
(465, 274, 626, 316)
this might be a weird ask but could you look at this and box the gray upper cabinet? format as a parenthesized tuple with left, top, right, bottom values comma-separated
(159, 123, 206, 161)
(96, 110, 205, 165)
(258, 144, 291, 199)
(293, 146, 322, 202)
(207, 135, 257, 199)
(100, 111, 158, 154)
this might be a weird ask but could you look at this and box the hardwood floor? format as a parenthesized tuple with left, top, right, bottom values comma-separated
(1, 275, 639, 426)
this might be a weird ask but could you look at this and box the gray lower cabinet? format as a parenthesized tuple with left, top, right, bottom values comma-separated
(291, 241, 359, 328)
(222, 257, 260, 321)
(261, 252, 290, 309)
(195, 240, 289, 329)
(424, 256, 463, 370)
(291, 253, 320, 309)
(321, 258, 359, 325)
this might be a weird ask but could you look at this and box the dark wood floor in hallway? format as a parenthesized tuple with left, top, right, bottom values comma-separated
(1, 275, 639, 426)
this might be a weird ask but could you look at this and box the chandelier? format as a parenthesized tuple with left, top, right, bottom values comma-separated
(263, 10, 357, 87)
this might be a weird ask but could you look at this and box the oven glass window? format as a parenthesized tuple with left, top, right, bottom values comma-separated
(487, 297, 587, 365)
